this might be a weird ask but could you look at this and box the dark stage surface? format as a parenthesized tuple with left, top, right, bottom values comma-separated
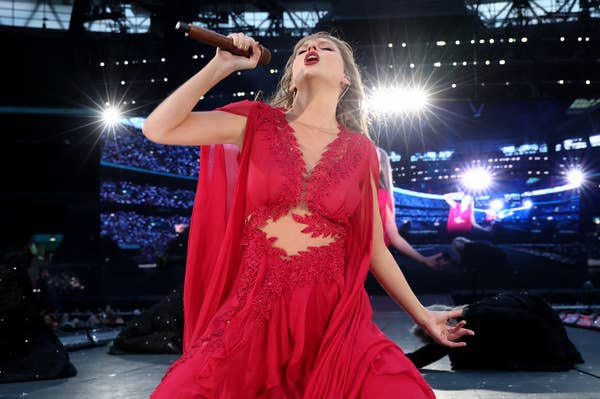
(1, 295, 598, 399)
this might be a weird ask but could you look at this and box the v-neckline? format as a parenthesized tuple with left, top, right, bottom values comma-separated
(278, 109, 345, 179)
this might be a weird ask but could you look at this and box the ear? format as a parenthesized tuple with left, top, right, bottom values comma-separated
(342, 75, 351, 86)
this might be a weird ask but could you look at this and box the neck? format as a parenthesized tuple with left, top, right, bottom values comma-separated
(286, 82, 340, 129)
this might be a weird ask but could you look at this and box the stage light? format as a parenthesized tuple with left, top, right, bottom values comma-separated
(161, 57, 166, 62)
(461, 167, 492, 192)
(388, 42, 393, 48)
(451, 83, 457, 88)
(578, 37, 582, 42)
(124, 60, 129, 65)
(102, 106, 121, 126)
(490, 199, 504, 211)
(452, 62, 457, 66)
(566, 169, 585, 187)
(455, 40, 460, 45)
(142, 59, 147, 63)
(521, 37, 528, 42)
(479, 39, 485, 44)
(120, 80, 126, 85)
(462, 61, 467, 66)
(485, 60, 490, 65)
(560, 36, 565, 41)
(99, 61, 105, 67)
(434, 62, 441, 67)
(508, 38, 516, 43)
(505, 82, 510, 86)
(192, 54, 198, 59)
(401, 42, 407, 47)
(436, 41, 446, 46)
(499, 59, 506, 65)
(585, 37, 590, 41)
(367, 86, 429, 114)
(523, 200, 533, 209)
(489, 39, 495, 44)
(558, 80, 564, 85)
(409, 63, 415, 68)
(586, 80, 591, 85)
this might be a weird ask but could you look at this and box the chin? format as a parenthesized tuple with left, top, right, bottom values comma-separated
(296, 69, 338, 88)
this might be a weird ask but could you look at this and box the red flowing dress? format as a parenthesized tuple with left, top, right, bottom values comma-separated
(150, 100, 436, 398)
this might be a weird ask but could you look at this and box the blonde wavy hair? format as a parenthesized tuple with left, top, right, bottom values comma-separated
(268, 32, 369, 136)
(376, 146, 394, 194)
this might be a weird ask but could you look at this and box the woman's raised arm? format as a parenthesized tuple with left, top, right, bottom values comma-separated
(142, 33, 262, 148)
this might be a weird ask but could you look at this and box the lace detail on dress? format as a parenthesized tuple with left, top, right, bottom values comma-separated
(244, 226, 345, 324)
(157, 219, 345, 386)
(155, 104, 370, 388)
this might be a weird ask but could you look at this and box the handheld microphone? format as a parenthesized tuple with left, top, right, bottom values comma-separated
(175, 22, 272, 66)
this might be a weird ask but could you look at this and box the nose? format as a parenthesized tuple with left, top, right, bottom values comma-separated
(306, 41, 318, 51)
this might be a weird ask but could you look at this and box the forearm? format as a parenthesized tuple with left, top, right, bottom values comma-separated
(143, 59, 234, 136)
(384, 206, 428, 265)
(370, 245, 429, 325)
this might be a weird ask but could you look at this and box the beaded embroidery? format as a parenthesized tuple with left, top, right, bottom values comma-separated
(156, 102, 371, 386)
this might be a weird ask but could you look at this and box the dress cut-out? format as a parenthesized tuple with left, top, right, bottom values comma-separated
(150, 100, 436, 398)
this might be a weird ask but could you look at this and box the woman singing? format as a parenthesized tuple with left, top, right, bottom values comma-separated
(142, 31, 473, 398)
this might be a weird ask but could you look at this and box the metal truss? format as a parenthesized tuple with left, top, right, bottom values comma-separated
(0, 0, 330, 36)
(466, 0, 600, 27)
(190, 2, 330, 37)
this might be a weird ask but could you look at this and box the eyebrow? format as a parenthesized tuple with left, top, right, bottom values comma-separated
(298, 39, 336, 48)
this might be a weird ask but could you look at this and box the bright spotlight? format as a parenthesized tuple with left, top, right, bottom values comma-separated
(489, 199, 504, 211)
(102, 106, 122, 126)
(367, 86, 429, 114)
(461, 167, 492, 192)
(566, 169, 585, 187)
(523, 199, 533, 209)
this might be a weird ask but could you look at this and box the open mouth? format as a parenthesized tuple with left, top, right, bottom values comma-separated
(304, 51, 320, 65)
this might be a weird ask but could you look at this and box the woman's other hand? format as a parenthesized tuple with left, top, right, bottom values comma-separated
(418, 308, 475, 348)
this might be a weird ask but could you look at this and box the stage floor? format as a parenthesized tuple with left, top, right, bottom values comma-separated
(1, 295, 599, 399)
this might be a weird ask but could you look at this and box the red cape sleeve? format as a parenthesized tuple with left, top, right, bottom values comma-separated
(182, 100, 260, 350)
(214, 100, 256, 117)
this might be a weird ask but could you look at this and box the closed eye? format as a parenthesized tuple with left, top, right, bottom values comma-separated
(297, 46, 335, 55)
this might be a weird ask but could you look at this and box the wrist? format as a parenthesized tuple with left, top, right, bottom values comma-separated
(206, 58, 237, 79)
(413, 306, 431, 327)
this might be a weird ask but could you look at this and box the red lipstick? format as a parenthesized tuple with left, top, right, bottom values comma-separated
(304, 50, 319, 65)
